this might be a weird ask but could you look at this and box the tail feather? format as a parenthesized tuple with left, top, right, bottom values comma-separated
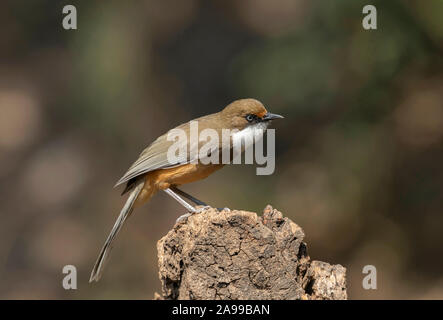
(89, 180, 145, 283)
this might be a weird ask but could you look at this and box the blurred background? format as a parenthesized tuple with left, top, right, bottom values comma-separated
(1, 0, 443, 299)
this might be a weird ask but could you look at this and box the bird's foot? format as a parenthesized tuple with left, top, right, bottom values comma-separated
(175, 205, 212, 224)
(195, 205, 212, 213)
(175, 212, 191, 224)
(175, 212, 192, 224)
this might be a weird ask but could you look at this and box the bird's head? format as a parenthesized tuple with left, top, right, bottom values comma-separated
(220, 98, 283, 130)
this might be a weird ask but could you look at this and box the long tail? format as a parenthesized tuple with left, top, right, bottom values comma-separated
(89, 180, 145, 283)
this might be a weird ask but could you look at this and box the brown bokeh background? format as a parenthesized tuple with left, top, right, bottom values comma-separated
(1, 0, 443, 299)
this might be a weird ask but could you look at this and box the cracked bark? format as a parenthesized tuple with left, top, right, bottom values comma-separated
(156, 205, 347, 300)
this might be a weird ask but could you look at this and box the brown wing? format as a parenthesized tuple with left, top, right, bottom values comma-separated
(114, 113, 224, 188)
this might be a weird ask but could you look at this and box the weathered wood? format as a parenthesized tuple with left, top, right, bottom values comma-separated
(157, 205, 347, 300)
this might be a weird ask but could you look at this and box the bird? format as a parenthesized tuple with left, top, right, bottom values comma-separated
(89, 98, 283, 282)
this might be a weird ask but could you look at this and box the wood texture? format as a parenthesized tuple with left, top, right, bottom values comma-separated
(156, 205, 347, 300)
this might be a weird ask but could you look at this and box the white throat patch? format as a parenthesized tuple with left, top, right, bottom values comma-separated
(232, 122, 269, 150)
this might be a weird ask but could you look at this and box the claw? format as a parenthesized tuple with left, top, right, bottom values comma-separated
(175, 206, 212, 224)
(175, 212, 192, 224)
(195, 205, 212, 213)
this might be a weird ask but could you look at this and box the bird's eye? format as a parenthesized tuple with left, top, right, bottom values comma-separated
(245, 114, 255, 122)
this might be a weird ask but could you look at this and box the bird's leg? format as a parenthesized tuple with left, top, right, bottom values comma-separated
(170, 186, 209, 207)
(163, 188, 197, 213)
(163, 188, 210, 223)
(171, 186, 229, 213)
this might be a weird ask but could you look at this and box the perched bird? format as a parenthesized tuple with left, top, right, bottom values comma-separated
(89, 98, 283, 282)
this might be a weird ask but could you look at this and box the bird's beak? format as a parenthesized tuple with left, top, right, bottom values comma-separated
(262, 112, 284, 121)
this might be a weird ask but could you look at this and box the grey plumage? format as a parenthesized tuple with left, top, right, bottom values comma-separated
(89, 180, 145, 282)
(114, 114, 226, 188)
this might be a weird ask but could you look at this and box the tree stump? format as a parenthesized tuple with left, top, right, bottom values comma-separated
(156, 205, 347, 300)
